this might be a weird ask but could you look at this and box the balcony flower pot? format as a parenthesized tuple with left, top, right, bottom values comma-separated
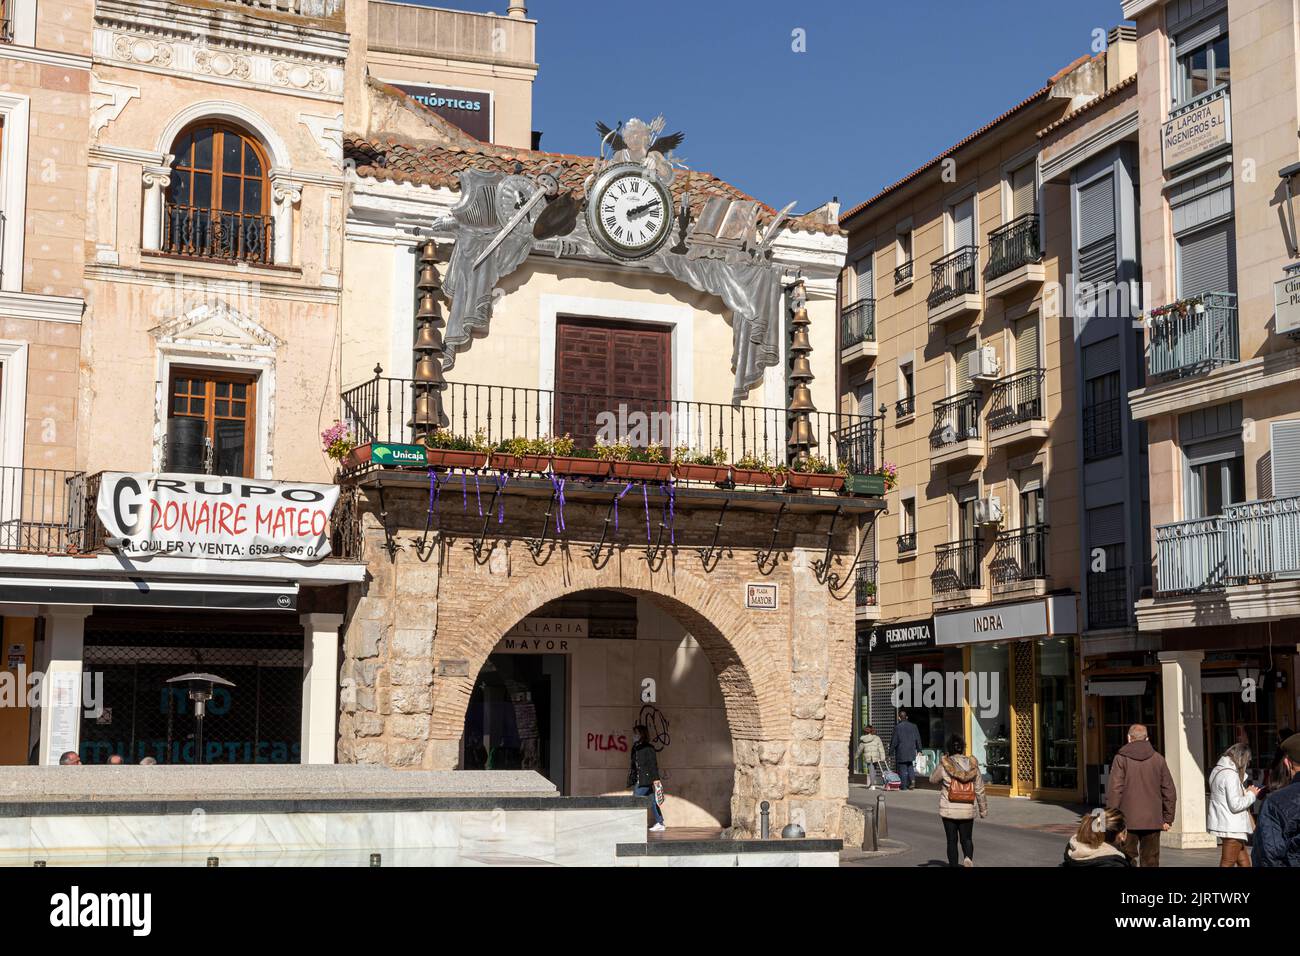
(843, 473, 887, 496)
(786, 472, 845, 492)
(611, 459, 673, 481)
(730, 468, 785, 487)
(491, 451, 550, 473)
(424, 448, 487, 470)
(675, 463, 731, 484)
(341, 443, 373, 471)
(550, 456, 611, 478)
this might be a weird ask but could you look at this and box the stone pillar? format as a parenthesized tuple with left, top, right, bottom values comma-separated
(1157, 650, 1215, 848)
(271, 178, 303, 267)
(141, 166, 171, 252)
(37, 606, 91, 766)
(301, 612, 344, 765)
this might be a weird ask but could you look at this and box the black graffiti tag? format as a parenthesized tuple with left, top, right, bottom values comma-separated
(638, 703, 670, 752)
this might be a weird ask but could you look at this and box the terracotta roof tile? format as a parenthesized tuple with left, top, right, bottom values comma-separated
(344, 134, 843, 237)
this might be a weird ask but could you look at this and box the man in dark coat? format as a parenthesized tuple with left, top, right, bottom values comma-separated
(1105, 724, 1177, 867)
(1254, 733, 1300, 867)
(890, 709, 923, 791)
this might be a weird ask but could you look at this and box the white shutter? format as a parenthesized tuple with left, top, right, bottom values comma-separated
(954, 339, 977, 388)
(1010, 163, 1036, 218)
(1271, 421, 1300, 499)
(953, 197, 975, 249)
(1015, 316, 1040, 372)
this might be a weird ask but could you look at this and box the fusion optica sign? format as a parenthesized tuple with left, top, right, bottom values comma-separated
(97, 473, 339, 561)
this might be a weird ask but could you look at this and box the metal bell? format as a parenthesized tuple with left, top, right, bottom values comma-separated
(787, 417, 818, 450)
(413, 322, 443, 351)
(788, 383, 817, 412)
(789, 355, 815, 382)
(413, 354, 444, 384)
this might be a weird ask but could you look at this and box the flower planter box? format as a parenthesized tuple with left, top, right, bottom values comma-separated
(611, 460, 673, 481)
(843, 473, 888, 496)
(550, 456, 611, 478)
(730, 468, 785, 487)
(675, 463, 731, 485)
(425, 448, 488, 470)
(492, 452, 551, 473)
(786, 472, 845, 492)
(341, 444, 372, 471)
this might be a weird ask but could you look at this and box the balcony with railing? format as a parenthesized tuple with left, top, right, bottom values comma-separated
(855, 561, 879, 620)
(987, 367, 1047, 447)
(162, 204, 274, 267)
(840, 297, 876, 362)
(895, 395, 915, 419)
(992, 525, 1049, 595)
(984, 214, 1043, 299)
(927, 245, 981, 324)
(0, 465, 361, 561)
(339, 375, 885, 494)
(1153, 495, 1300, 595)
(929, 390, 984, 466)
(894, 259, 914, 289)
(897, 532, 917, 555)
(932, 538, 984, 604)
(1146, 292, 1238, 381)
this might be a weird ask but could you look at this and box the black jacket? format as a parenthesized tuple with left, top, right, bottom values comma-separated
(628, 741, 661, 789)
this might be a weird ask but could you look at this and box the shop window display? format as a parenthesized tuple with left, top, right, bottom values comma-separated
(1037, 637, 1079, 790)
(970, 642, 1011, 785)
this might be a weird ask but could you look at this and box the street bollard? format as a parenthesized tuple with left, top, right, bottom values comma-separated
(759, 800, 770, 839)
(206, 856, 219, 867)
(861, 802, 878, 851)
(33, 861, 46, 867)
(876, 793, 888, 840)
(370, 853, 382, 867)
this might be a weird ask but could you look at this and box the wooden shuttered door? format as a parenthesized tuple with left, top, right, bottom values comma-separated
(554, 317, 671, 448)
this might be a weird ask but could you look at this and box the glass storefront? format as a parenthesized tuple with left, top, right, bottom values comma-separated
(462, 652, 567, 791)
(970, 642, 1012, 786)
(1036, 636, 1079, 791)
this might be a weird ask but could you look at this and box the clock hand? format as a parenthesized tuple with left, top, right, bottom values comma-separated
(626, 201, 658, 220)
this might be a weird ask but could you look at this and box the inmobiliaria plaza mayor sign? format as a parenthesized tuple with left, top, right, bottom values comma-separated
(96, 473, 339, 561)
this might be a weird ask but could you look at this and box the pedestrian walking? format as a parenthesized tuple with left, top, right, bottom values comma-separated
(1062, 808, 1132, 868)
(627, 723, 665, 833)
(1265, 727, 1295, 795)
(1105, 723, 1176, 867)
(890, 709, 923, 791)
(1207, 742, 1260, 868)
(930, 734, 987, 867)
(1253, 732, 1300, 867)
(855, 724, 888, 788)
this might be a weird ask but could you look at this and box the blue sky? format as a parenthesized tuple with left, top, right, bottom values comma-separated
(424, 1, 1125, 212)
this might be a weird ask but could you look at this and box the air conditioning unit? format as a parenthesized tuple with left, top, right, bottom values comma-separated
(969, 346, 1001, 381)
(974, 495, 1003, 526)
(938, 423, 957, 445)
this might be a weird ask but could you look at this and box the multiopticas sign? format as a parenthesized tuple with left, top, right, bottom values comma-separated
(96, 473, 339, 561)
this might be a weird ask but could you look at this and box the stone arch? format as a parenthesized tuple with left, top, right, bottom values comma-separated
(155, 100, 292, 169)
(429, 555, 789, 752)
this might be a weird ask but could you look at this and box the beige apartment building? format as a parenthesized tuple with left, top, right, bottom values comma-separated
(1124, 0, 1300, 848)
(0, 0, 92, 765)
(839, 48, 1139, 802)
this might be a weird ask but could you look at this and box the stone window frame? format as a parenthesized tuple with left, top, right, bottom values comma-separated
(0, 90, 30, 292)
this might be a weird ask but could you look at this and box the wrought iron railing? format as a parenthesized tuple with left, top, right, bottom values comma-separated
(930, 390, 981, 447)
(1147, 292, 1238, 380)
(162, 203, 274, 266)
(986, 213, 1040, 280)
(855, 561, 879, 608)
(933, 538, 982, 594)
(894, 259, 914, 286)
(988, 368, 1044, 431)
(0, 466, 89, 554)
(1087, 565, 1130, 629)
(895, 395, 915, 418)
(992, 525, 1048, 587)
(341, 375, 884, 477)
(1082, 397, 1122, 461)
(897, 532, 917, 554)
(841, 297, 875, 350)
(928, 245, 979, 308)
(1154, 515, 1226, 593)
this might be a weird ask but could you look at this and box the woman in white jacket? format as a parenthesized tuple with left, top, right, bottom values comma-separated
(1207, 743, 1261, 867)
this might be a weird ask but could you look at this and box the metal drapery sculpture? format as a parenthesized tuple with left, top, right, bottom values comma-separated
(424, 115, 798, 404)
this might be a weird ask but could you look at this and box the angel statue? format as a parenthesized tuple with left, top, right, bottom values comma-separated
(594, 115, 684, 185)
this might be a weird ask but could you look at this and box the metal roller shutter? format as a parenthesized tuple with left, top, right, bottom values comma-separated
(1010, 163, 1036, 218)
(1177, 221, 1235, 298)
(1271, 421, 1300, 499)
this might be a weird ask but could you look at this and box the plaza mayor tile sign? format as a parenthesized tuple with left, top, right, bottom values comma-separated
(96, 473, 339, 561)
(1162, 93, 1231, 171)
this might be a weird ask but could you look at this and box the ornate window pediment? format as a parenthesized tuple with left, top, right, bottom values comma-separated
(150, 301, 283, 354)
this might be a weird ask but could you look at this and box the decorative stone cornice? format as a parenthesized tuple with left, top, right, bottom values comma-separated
(1128, 344, 1300, 421)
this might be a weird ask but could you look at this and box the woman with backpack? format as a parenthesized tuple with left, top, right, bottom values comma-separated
(1208, 742, 1260, 867)
(1062, 807, 1132, 867)
(930, 734, 987, 867)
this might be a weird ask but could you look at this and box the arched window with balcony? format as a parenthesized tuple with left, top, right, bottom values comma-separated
(163, 123, 273, 266)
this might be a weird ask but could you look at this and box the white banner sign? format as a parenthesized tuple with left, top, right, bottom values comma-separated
(96, 472, 339, 561)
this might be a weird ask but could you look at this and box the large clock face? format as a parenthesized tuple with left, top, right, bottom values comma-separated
(587, 165, 672, 259)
